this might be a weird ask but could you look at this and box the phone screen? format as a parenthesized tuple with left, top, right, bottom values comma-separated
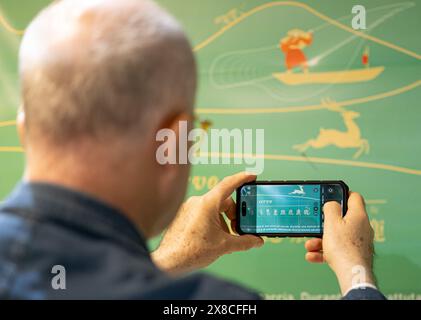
(238, 182, 346, 236)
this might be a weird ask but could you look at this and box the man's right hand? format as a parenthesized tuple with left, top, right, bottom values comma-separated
(152, 172, 263, 275)
(304, 192, 376, 295)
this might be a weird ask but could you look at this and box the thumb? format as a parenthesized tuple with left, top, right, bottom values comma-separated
(226, 234, 264, 253)
(323, 201, 342, 230)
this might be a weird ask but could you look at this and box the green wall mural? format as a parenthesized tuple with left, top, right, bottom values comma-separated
(1, 0, 420, 299)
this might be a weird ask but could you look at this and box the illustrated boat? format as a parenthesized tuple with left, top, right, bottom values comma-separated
(273, 66, 384, 85)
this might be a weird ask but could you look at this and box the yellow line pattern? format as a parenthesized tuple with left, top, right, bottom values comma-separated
(193, 1, 421, 60)
(1, 147, 419, 176)
(0, 146, 23, 152)
(0, 120, 17, 128)
(202, 152, 421, 176)
(0, 12, 24, 35)
(197, 80, 421, 114)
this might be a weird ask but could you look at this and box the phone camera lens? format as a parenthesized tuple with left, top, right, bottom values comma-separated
(241, 201, 247, 216)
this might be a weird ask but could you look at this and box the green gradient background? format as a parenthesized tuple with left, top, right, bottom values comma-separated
(0, 0, 420, 299)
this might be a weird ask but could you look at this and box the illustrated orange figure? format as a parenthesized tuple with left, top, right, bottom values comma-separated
(280, 29, 313, 73)
(362, 46, 369, 68)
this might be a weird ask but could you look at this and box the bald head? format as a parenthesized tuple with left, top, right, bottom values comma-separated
(19, 0, 196, 144)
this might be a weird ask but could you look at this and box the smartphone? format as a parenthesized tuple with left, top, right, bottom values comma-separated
(236, 181, 349, 237)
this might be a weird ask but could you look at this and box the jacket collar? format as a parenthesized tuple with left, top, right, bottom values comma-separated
(2, 181, 150, 254)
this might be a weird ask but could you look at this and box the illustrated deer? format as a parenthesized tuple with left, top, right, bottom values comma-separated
(289, 185, 305, 195)
(293, 98, 370, 158)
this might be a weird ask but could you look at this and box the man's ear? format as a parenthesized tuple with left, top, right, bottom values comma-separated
(153, 110, 193, 211)
(17, 106, 26, 148)
(155, 111, 194, 167)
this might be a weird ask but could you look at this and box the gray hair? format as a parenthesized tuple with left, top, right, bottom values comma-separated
(19, 0, 196, 143)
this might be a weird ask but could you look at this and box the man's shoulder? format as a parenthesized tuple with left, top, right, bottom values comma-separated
(343, 287, 387, 300)
(0, 186, 259, 300)
(140, 272, 261, 300)
(0, 209, 32, 256)
(0, 208, 258, 300)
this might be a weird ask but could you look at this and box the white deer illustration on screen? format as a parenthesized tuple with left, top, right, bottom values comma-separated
(289, 185, 305, 195)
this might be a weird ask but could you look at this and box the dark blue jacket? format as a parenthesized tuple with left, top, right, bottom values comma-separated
(0, 182, 385, 300)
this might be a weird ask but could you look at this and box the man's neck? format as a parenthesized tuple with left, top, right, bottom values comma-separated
(24, 143, 155, 239)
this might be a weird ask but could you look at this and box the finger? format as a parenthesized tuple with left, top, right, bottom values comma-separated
(348, 192, 366, 211)
(209, 172, 256, 202)
(226, 234, 264, 253)
(344, 192, 368, 222)
(221, 197, 236, 220)
(323, 201, 342, 230)
(305, 252, 324, 263)
(305, 238, 322, 252)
